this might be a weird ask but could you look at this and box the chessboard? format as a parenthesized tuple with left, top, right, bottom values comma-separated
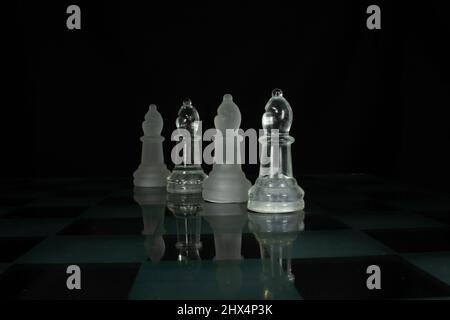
(0, 174, 449, 300)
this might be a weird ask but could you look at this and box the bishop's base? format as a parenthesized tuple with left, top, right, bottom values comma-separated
(202, 167, 251, 203)
(166, 166, 207, 194)
(247, 200, 304, 213)
(247, 177, 305, 213)
(133, 165, 170, 187)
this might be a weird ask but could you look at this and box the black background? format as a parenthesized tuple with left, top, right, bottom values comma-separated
(7, 1, 450, 188)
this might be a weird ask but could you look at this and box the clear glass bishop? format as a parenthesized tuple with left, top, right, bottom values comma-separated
(247, 89, 305, 213)
(167, 98, 207, 193)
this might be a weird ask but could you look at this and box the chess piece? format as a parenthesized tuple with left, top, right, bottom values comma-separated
(202, 94, 251, 203)
(247, 89, 305, 213)
(248, 211, 304, 299)
(167, 99, 207, 193)
(166, 192, 203, 261)
(202, 202, 247, 260)
(133, 187, 167, 262)
(133, 104, 170, 187)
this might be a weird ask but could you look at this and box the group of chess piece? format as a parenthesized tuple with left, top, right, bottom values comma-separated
(133, 89, 305, 214)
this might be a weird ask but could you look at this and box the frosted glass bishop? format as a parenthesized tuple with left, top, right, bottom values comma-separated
(167, 98, 207, 193)
(202, 94, 251, 203)
(133, 104, 170, 187)
(247, 89, 305, 213)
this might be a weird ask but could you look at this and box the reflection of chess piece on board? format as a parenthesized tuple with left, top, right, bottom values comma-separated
(202, 94, 251, 203)
(167, 192, 203, 262)
(167, 99, 207, 194)
(202, 202, 247, 261)
(133, 105, 170, 187)
(133, 187, 167, 262)
(248, 211, 304, 300)
(202, 202, 247, 298)
(248, 89, 305, 213)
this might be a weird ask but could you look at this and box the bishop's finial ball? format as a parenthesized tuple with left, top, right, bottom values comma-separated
(272, 88, 283, 97)
(182, 98, 192, 106)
